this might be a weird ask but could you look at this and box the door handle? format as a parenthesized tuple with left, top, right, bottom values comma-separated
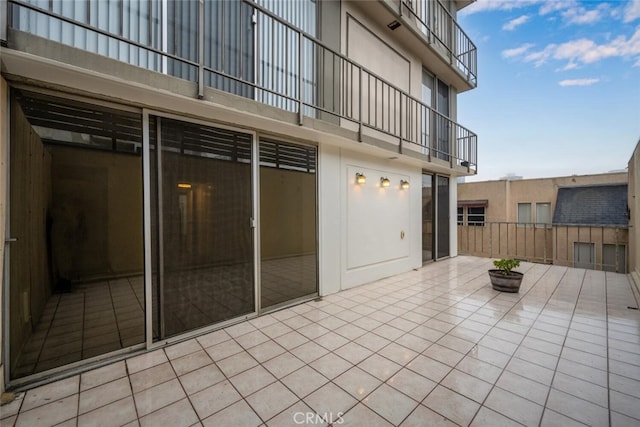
(5, 237, 17, 243)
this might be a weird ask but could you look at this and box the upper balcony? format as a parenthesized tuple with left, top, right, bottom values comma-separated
(1, 0, 478, 173)
(350, 0, 477, 92)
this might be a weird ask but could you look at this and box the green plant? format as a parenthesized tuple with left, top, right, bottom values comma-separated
(493, 258, 520, 275)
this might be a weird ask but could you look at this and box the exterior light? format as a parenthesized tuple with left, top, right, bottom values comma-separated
(400, 180, 409, 189)
(355, 173, 366, 184)
(177, 183, 192, 189)
(387, 21, 401, 30)
(380, 177, 390, 188)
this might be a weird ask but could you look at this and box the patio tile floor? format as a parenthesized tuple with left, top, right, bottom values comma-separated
(2, 256, 640, 426)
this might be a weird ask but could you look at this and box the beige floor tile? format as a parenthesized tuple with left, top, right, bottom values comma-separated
(405, 354, 451, 383)
(610, 373, 640, 399)
(263, 352, 305, 378)
(265, 400, 317, 427)
(126, 349, 168, 374)
(334, 366, 382, 400)
(133, 378, 185, 417)
(540, 408, 588, 427)
(178, 363, 225, 395)
(513, 345, 559, 370)
(610, 411, 640, 427)
(423, 343, 465, 367)
(363, 383, 419, 425)
(77, 396, 137, 427)
(140, 398, 198, 427)
(546, 389, 608, 426)
(224, 321, 257, 338)
(334, 324, 367, 341)
(246, 381, 299, 421)
(170, 349, 213, 376)
(79, 377, 131, 414)
(610, 390, 640, 421)
(484, 387, 544, 426)
(423, 385, 480, 426)
(22, 376, 79, 412)
(189, 380, 241, 419)
(15, 394, 78, 427)
(235, 330, 271, 350)
(314, 332, 350, 352)
(355, 332, 393, 352)
(204, 339, 244, 362)
(552, 372, 608, 407)
(398, 332, 434, 352)
(202, 399, 262, 427)
(130, 362, 176, 393)
(334, 342, 373, 365)
(377, 342, 418, 366)
(556, 359, 608, 387)
(0, 393, 24, 420)
(340, 403, 393, 427)
(506, 357, 555, 386)
(273, 331, 309, 350)
(400, 404, 458, 427)
(496, 371, 550, 405)
(386, 368, 436, 402)
(80, 361, 126, 392)
(441, 369, 492, 403)
(290, 341, 329, 364)
(248, 340, 287, 363)
(309, 353, 352, 380)
(282, 365, 329, 398)
(304, 382, 357, 417)
(196, 329, 232, 348)
(229, 365, 277, 396)
(217, 351, 258, 377)
(470, 406, 523, 427)
(469, 345, 511, 368)
(164, 339, 202, 360)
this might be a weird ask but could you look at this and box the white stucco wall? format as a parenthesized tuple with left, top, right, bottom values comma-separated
(319, 145, 422, 295)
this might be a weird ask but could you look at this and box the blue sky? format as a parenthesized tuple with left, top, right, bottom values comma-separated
(457, 0, 640, 181)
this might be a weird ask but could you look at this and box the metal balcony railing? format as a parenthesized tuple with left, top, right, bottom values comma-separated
(402, 0, 477, 86)
(5, 0, 477, 171)
(458, 222, 629, 273)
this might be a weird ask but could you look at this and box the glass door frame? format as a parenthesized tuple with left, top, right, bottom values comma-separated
(142, 109, 260, 348)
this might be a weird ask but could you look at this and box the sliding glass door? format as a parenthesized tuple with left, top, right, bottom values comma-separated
(150, 117, 255, 339)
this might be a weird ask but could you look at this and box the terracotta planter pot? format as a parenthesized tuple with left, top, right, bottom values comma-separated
(488, 269, 523, 293)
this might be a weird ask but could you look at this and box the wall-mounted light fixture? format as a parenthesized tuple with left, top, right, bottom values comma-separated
(380, 177, 390, 188)
(355, 173, 366, 185)
(177, 183, 192, 189)
(400, 180, 410, 190)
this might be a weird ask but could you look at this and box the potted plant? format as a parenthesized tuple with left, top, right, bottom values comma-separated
(488, 259, 523, 293)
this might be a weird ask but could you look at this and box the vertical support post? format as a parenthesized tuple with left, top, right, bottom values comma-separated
(197, 0, 204, 99)
(142, 110, 153, 347)
(298, 29, 303, 125)
(358, 65, 362, 140)
(489, 222, 493, 258)
(543, 224, 548, 264)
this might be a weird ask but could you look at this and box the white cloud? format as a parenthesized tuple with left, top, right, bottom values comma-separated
(558, 78, 600, 86)
(503, 15, 530, 30)
(502, 43, 535, 58)
(539, 0, 577, 16)
(635, 58, 640, 67)
(461, 0, 543, 15)
(561, 3, 608, 25)
(624, 0, 640, 23)
(511, 27, 640, 67)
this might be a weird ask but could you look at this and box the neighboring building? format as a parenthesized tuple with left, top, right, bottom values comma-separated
(0, 1, 478, 389)
(629, 140, 640, 283)
(458, 172, 629, 273)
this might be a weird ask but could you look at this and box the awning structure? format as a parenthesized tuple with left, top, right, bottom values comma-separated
(458, 199, 488, 207)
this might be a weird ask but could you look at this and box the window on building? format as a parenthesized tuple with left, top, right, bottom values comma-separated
(468, 207, 485, 226)
(535, 202, 552, 227)
(517, 203, 531, 226)
(603, 244, 627, 273)
(457, 207, 463, 225)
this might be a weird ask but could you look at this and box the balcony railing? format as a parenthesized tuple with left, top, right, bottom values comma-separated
(5, 0, 478, 172)
(458, 222, 629, 273)
(402, 0, 477, 86)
